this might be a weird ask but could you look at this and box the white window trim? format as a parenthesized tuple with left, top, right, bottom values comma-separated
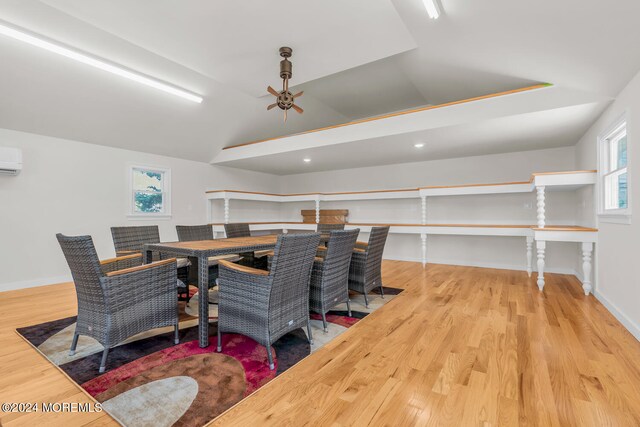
(127, 164, 172, 219)
(597, 114, 631, 224)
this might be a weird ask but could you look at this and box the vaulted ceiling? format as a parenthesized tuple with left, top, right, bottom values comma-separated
(1, 0, 639, 174)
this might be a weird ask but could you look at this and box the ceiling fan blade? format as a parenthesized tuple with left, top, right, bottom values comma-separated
(292, 104, 304, 114)
(293, 91, 304, 99)
(267, 103, 278, 110)
(267, 86, 280, 97)
(284, 109, 288, 123)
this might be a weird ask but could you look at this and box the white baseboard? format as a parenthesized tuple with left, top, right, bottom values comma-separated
(384, 255, 582, 282)
(594, 290, 640, 342)
(0, 258, 584, 293)
(0, 275, 72, 293)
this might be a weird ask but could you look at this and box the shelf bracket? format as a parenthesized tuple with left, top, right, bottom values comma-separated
(421, 233, 427, 266)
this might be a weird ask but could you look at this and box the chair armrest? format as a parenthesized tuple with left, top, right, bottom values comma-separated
(100, 259, 178, 312)
(218, 259, 269, 276)
(353, 248, 366, 254)
(116, 250, 140, 256)
(218, 260, 272, 303)
(105, 258, 177, 277)
(355, 241, 368, 250)
(100, 253, 143, 274)
(316, 245, 327, 258)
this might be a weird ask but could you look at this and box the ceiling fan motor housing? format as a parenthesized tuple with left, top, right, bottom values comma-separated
(277, 91, 294, 109)
(279, 46, 293, 79)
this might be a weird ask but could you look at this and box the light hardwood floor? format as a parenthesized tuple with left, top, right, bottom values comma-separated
(2, 262, 640, 426)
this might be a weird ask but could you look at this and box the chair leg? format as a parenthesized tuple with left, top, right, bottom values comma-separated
(174, 324, 180, 345)
(267, 345, 275, 371)
(69, 332, 79, 356)
(306, 319, 314, 345)
(217, 328, 222, 352)
(346, 299, 352, 317)
(379, 285, 385, 299)
(99, 348, 109, 374)
(364, 292, 369, 308)
(321, 312, 328, 333)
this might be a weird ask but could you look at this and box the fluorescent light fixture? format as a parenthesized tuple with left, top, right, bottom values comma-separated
(303, 158, 311, 163)
(422, 0, 441, 19)
(414, 143, 425, 148)
(0, 21, 203, 103)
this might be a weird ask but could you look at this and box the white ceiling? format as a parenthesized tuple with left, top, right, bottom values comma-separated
(0, 0, 639, 174)
(39, 0, 417, 97)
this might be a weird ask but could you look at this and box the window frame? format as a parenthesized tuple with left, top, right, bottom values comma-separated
(127, 164, 172, 219)
(598, 115, 631, 224)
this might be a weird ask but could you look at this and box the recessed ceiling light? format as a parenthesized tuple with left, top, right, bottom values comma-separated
(422, 0, 441, 19)
(303, 158, 311, 163)
(414, 143, 425, 148)
(0, 21, 204, 103)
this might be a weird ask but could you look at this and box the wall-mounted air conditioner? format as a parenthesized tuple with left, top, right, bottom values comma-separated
(0, 147, 22, 176)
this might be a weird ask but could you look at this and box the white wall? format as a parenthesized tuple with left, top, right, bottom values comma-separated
(280, 147, 577, 192)
(0, 129, 595, 294)
(0, 128, 280, 291)
(575, 69, 640, 340)
(278, 147, 583, 275)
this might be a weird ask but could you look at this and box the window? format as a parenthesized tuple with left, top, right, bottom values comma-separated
(599, 117, 630, 223)
(129, 165, 171, 217)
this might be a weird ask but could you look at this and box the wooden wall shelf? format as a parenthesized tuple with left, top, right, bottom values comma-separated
(205, 170, 598, 295)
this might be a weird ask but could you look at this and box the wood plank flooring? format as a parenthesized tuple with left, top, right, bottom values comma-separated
(1, 262, 640, 426)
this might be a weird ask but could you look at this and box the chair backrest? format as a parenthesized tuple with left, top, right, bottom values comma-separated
(111, 225, 160, 255)
(317, 223, 345, 233)
(363, 226, 390, 284)
(176, 224, 213, 242)
(268, 233, 321, 330)
(322, 229, 360, 279)
(56, 234, 105, 307)
(224, 223, 251, 238)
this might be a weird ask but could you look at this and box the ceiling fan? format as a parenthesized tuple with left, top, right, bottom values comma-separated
(267, 47, 303, 122)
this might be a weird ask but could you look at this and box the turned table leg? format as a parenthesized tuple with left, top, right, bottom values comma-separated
(581, 242, 593, 295)
(536, 240, 546, 291)
(526, 236, 533, 278)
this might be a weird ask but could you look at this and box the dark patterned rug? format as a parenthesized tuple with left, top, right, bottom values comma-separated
(16, 287, 402, 427)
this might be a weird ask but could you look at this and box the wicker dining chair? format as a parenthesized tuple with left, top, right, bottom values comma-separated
(217, 232, 321, 370)
(223, 222, 271, 268)
(309, 229, 359, 332)
(57, 234, 179, 373)
(317, 223, 346, 233)
(175, 224, 214, 242)
(111, 225, 191, 300)
(348, 226, 390, 308)
(223, 223, 251, 238)
(176, 225, 241, 289)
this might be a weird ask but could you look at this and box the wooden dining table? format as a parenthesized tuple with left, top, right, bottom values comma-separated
(144, 235, 279, 348)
